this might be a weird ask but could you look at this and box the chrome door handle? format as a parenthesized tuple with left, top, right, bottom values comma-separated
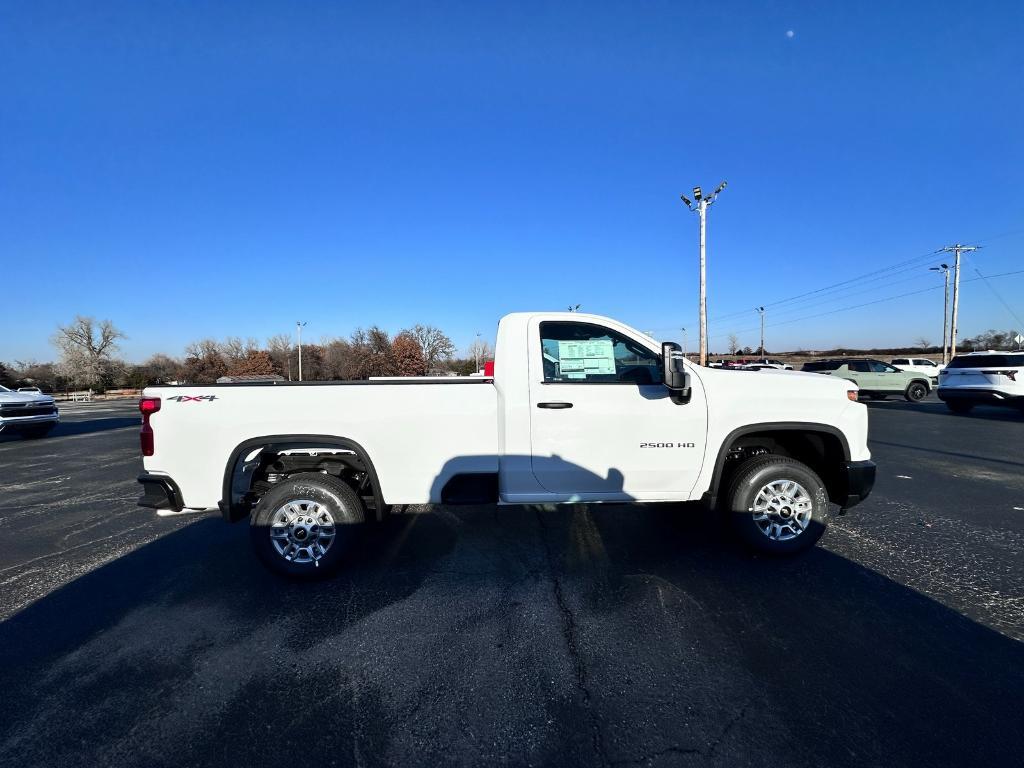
(537, 402, 573, 409)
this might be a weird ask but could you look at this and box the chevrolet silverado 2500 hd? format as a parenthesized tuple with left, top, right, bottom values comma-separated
(137, 312, 875, 575)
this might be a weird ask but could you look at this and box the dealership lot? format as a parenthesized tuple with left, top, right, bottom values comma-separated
(1, 398, 1022, 767)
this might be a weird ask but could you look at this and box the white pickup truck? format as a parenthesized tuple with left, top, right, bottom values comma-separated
(138, 312, 875, 575)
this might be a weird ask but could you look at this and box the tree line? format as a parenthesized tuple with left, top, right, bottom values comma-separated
(0, 316, 495, 392)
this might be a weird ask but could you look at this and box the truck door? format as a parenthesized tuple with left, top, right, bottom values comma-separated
(527, 319, 708, 500)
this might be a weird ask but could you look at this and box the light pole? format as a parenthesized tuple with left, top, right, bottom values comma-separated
(756, 306, 765, 358)
(681, 327, 687, 359)
(474, 332, 482, 372)
(296, 321, 307, 381)
(929, 264, 951, 364)
(681, 181, 727, 366)
(937, 244, 979, 359)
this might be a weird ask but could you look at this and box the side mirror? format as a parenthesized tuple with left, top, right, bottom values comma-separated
(661, 342, 691, 404)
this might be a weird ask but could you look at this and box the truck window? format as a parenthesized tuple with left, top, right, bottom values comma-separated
(539, 322, 663, 384)
(848, 361, 870, 372)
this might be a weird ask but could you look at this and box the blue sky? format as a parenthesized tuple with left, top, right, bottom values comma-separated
(2, 1, 1022, 361)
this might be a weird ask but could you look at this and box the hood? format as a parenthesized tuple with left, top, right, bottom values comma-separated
(0, 390, 55, 405)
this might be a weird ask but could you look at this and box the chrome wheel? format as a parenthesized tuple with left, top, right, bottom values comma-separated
(269, 499, 336, 565)
(750, 479, 813, 541)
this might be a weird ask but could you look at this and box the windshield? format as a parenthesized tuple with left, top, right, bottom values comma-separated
(947, 354, 1024, 369)
(0, 385, 9, 392)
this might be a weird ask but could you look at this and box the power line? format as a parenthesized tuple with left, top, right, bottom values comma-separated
(711, 268, 943, 326)
(972, 268, 1024, 328)
(705, 268, 1024, 341)
(708, 248, 943, 323)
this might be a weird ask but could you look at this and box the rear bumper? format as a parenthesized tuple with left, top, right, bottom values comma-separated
(838, 460, 876, 510)
(137, 473, 184, 512)
(937, 388, 1023, 406)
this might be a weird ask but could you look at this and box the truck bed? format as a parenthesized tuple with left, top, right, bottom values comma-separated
(144, 379, 499, 509)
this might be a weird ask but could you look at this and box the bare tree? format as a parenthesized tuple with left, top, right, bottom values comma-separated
(266, 334, 293, 379)
(182, 339, 226, 384)
(407, 324, 456, 373)
(467, 338, 494, 370)
(221, 336, 259, 362)
(52, 316, 126, 390)
(321, 338, 353, 380)
(727, 334, 740, 355)
(914, 337, 930, 350)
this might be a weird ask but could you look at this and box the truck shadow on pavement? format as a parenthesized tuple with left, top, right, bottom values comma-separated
(1, 503, 1022, 768)
(0, 417, 139, 444)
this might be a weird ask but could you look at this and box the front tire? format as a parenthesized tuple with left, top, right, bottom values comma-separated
(905, 382, 928, 402)
(725, 456, 830, 555)
(249, 473, 365, 577)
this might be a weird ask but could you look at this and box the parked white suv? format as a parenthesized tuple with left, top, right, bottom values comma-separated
(937, 351, 1024, 415)
(0, 385, 59, 438)
(891, 357, 944, 383)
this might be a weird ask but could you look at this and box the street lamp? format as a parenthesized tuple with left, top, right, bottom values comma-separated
(681, 181, 727, 366)
(756, 307, 765, 358)
(929, 264, 951, 364)
(296, 321, 307, 381)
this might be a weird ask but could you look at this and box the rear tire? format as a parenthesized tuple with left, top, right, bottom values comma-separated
(725, 456, 830, 555)
(945, 400, 973, 414)
(250, 473, 365, 578)
(905, 382, 928, 402)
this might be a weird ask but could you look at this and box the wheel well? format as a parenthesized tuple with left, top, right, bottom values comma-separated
(908, 378, 930, 390)
(713, 428, 849, 506)
(221, 435, 385, 523)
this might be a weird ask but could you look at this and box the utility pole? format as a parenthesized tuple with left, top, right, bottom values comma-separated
(296, 321, 307, 381)
(755, 307, 766, 358)
(929, 264, 951, 364)
(681, 182, 727, 366)
(937, 244, 979, 359)
(474, 332, 482, 372)
(681, 327, 687, 359)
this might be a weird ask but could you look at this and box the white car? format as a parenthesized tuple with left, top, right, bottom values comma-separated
(937, 351, 1024, 415)
(891, 357, 944, 382)
(750, 359, 794, 370)
(0, 385, 59, 438)
(137, 311, 875, 576)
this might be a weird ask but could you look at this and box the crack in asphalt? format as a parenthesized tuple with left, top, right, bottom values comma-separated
(534, 506, 611, 767)
(705, 702, 749, 758)
(610, 745, 703, 766)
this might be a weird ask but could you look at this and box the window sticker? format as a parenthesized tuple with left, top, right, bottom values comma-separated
(557, 339, 615, 376)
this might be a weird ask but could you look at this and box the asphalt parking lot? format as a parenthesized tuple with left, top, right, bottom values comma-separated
(1, 397, 1022, 767)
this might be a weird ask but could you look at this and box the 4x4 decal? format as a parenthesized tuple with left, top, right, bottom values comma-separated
(166, 395, 218, 402)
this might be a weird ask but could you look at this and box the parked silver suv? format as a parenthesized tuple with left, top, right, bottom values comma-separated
(0, 385, 59, 438)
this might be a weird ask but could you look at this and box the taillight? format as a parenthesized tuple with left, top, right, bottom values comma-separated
(139, 397, 160, 456)
(847, 390, 859, 402)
